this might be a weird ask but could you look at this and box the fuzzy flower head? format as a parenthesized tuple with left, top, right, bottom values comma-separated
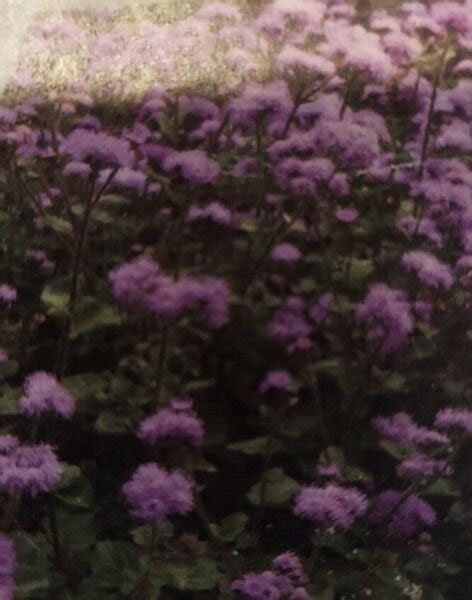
(369, 491, 436, 539)
(372, 412, 449, 447)
(108, 256, 161, 313)
(163, 150, 220, 185)
(122, 463, 193, 523)
(232, 571, 282, 600)
(434, 408, 472, 436)
(0, 436, 19, 456)
(138, 399, 204, 447)
(0, 444, 62, 497)
(355, 284, 414, 355)
(397, 453, 451, 480)
(401, 251, 453, 290)
(272, 552, 307, 587)
(0, 285, 17, 305)
(19, 372, 75, 419)
(259, 370, 296, 395)
(271, 243, 301, 264)
(294, 483, 368, 530)
(187, 202, 232, 226)
(0, 535, 15, 600)
(61, 128, 134, 168)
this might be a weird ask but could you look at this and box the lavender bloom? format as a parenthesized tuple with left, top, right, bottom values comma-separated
(0, 444, 62, 497)
(309, 292, 334, 327)
(355, 284, 414, 355)
(316, 463, 341, 480)
(97, 167, 147, 195)
(0, 536, 15, 600)
(259, 370, 295, 394)
(369, 491, 436, 539)
(294, 483, 368, 530)
(397, 453, 451, 480)
(19, 372, 75, 419)
(0, 285, 17, 305)
(0, 349, 7, 364)
(122, 463, 193, 523)
(163, 150, 220, 185)
(138, 399, 204, 447)
(268, 297, 313, 352)
(271, 244, 301, 264)
(401, 251, 453, 290)
(61, 129, 134, 168)
(229, 80, 293, 128)
(335, 206, 358, 223)
(63, 160, 92, 179)
(175, 277, 230, 329)
(232, 572, 282, 600)
(435, 408, 472, 435)
(271, 552, 307, 586)
(372, 412, 449, 447)
(276, 45, 335, 77)
(397, 217, 443, 247)
(0, 436, 19, 455)
(108, 256, 161, 313)
(187, 202, 232, 226)
(455, 255, 472, 285)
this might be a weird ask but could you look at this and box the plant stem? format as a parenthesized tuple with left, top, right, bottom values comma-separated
(48, 496, 63, 571)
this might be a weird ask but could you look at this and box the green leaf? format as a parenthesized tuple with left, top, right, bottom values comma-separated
(43, 215, 73, 235)
(41, 284, 69, 317)
(95, 411, 133, 434)
(423, 478, 460, 497)
(13, 532, 51, 598)
(151, 557, 221, 592)
(71, 298, 121, 339)
(379, 441, 415, 460)
(247, 468, 300, 506)
(227, 436, 283, 456)
(91, 542, 140, 593)
(0, 385, 20, 415)
(219, 513, 249, 542)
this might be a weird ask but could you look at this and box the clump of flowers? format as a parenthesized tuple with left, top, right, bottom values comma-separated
(0, 444, 62, 497)
(138, 399, 204, 447)
(19, 372, 75, 419)
(122, 463, 193, 523)
(294, 483, 368, 530)
(369, 491, 436, 539)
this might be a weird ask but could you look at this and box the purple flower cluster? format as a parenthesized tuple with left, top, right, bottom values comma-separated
(19, 372, 75, 419)
(369, 491, 436, 539)
(355, 284, 414, 355)
(122, 463, 193, 523)
(397, 453, 451, 480)
(435, 408, 472, 435)
(372, 412, 449, 447)
(294, 483, 368, 530)
(259, 370, 295, 395)
(232, 551, 310, 599)
(0, 443, 62, 497)
(401, 251, 454, 290)
(109, 256, 230, 329)
(138, 399, 204, 447)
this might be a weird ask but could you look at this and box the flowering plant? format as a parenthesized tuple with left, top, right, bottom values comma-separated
(0, 0, 471, 598)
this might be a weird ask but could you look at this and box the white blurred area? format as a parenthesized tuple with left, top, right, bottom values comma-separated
(0, 0, 171, 96)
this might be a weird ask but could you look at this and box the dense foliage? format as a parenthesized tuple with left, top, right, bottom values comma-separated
(0, 0, 471, 598)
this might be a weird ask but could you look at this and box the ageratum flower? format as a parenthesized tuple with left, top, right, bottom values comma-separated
(0, 444, 62, 497)
(271, 244, 301, 264)
(369, 491, 436, 539)
(0, 436, 19, 455)
(294, 483, 368, 530)
(0, 535, 15, 600)
(187, 202, 232, 226)
(0, 285, 17, 305)
(138, 399, 204, 447)
(401, 251, 453, 290)
(259, 370, 295, 394)
(397, 453, 451, 480)
(122, 463, 193, 523)
(272, 552, 307, 587)
(434, 408, 472, 435)
(19, 372, 75, 419)
(372, 412, 449, 447)
(232, 571, 282, 600)
(61, 128, 134, 168)
(355, 284, 414, 355)
(108, 256, 161, 313)
(163, 150, 220, 185)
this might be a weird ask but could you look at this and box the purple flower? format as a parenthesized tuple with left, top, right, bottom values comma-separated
(61, 129, 134, 168)
(232, 572, 282, 600)
(397, 217, 443, 247)
(397, 453, 451, 480)
(122, 463, 193, 523)
(0, 285, 17, 305)
(268, 297, 313, 352)
(316, 463, 341, 480)
(276, 45, 335, 77)
(335, 206, 359, 224)
(434, 408, 472, 435)
(97, 167, 147, 195)
(19, 372, 75, 419)
(163, 150, 220, 185)
(271, 244, 301, 264)
(294, 483, 368, 530)
(0, 536, 15, 600)
(0, 444, 62, 497)
(271, 552, 307, 586)
(369, 491, 436, 539)
(187, 202, 232, 226)
(401, 251, 453, 290)
(0, 349, 8, 364)
(63, 160, 92, 179)
(259, 370, 295, 394)
(372, 412, 449, 446)
(108, 256, 161, 313)
(0, 436, 19, 455)
(355, 284, 414, 355)
(138, 399, 204, 447)
(309, 292, 334, 327)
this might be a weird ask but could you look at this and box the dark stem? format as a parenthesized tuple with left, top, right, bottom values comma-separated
(48, 496, 63, 571)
